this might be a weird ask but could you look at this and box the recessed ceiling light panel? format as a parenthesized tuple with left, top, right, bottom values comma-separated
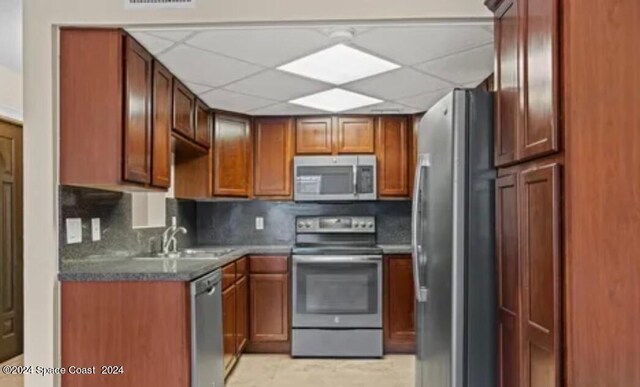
(278, 44, 400, 85)
(289, 88, 382, 113)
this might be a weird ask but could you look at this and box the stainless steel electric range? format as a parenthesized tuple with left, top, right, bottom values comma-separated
(291, 216, 383, 358)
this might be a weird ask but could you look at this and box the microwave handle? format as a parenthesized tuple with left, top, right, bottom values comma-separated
(353, 165, 358, 196)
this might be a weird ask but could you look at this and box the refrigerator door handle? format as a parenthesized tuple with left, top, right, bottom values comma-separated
(412, 154, 430, 303)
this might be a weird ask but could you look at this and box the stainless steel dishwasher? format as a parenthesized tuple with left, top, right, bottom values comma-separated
(191, 269, 224, 387)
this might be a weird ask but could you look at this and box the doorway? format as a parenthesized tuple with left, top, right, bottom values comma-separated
(0, 118, 23, 363)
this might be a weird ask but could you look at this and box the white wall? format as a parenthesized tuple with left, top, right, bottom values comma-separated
(0, 64, 22, 122)
(22, 1, 490, 386)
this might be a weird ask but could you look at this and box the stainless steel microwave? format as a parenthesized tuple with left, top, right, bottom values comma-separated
(294, 155, 377, 201)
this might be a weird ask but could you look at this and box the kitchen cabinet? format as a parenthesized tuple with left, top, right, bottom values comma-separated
(123, 36, 153, 185)
(236, 275, 249, 353)
(194, 100, 211, 148)
(213, 115, 252, 197)
(61, 281, 192, 387)
(222, 281, 237, 375)
(376, 116, 410, 197)
(60, 29, 166, 190)
(495, 157, 561, 387)
(496, 173, 520, 387)
(295, 116, 375, 155)
(383, 255, 416, 353)
(172, 79, 195, 140)
(247, 256, 290, 353)
(253, 117, 294, 198)
(489, 0, 559, 166)
(336, 116, 375, 154)
(151, 61, 172, 188)
(295, 116, 333, 154)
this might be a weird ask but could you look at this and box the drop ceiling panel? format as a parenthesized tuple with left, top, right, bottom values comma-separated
(415, 44, 494, 85)
(201, 89, 275, 113)
(249, 102, 326, 116)
(225, 70, 331, 101)
(185, 28, 330, 67)
(395, 88, 451, 110)
(345, 68, 454, 100)
(148, 29, 197, 42)
(352, 25, 493, 65)
(185, 81, 214, 95)
(158, 44, 263, 87)
(345, 101, 416, 115)
(129, 32, 175, 55)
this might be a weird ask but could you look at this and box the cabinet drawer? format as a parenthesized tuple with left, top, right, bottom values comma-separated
(236, 257, 248, 279)
(249, 256, 288, 274)
(222, 263, 236, 290)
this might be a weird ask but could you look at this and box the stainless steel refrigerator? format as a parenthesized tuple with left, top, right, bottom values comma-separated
(412, 88, 496, 387)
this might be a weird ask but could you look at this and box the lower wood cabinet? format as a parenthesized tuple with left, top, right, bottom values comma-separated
(496, 157, 562, 387)
(221, 259, 249, 377)
(384, 255, 416, 353)
(247, 256, 290, 353)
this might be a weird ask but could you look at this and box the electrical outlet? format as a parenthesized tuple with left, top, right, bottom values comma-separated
(255, 217, 264, 230)
(66, 218, 82, 244)
(91, 218, 101, 242)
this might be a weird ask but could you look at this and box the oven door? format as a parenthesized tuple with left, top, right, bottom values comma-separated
(292, 255, 382, 328)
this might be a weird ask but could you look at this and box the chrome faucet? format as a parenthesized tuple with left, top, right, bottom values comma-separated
(161, 224, 188, 256)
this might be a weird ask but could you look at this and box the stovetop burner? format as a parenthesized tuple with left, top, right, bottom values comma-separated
(294, 216, 380, 256)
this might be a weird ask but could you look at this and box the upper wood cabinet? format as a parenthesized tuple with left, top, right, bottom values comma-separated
(521, 0, 559, 160)
(172, 79, 195, 140)
(490, 0, 559, 166)
(384, 255, 416, 353)
(494, 0, 520, 166)
(295, 116, 333, 154)
(151, 61, 172, 188)
(213, 115, 252, 197)
(60, 29, 166, 190)
(123, 36, 153, 185)
(253, 117, 294, 198)
(336, 116, 375, 154)
(194, 100, 211, 148)
(376, 116, 410, 197)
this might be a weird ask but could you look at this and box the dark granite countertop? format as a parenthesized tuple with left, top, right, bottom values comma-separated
(58, 244, 412, 282)
(58, 245, 292, 282)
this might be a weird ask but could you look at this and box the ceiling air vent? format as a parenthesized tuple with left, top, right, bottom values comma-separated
(125, 0, 195, 9)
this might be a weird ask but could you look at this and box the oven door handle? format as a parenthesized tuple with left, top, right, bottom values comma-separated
(292, 255, 382, 264)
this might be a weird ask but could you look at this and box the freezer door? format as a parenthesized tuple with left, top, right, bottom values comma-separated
(415, 91, 467, 387)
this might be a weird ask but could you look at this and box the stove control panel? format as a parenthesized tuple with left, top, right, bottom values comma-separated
(296, 216, 376, 233)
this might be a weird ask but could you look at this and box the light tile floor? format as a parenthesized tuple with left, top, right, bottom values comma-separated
(226, 354, 414, 387)
(0, 355, 23, 387)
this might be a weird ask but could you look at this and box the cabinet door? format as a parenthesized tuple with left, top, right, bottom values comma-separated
(520, 0, 559, 160)
(336, 116, 375, 154)
(194, 100, 211, 148)
(494, 0, 521, 166)
(253, 117, 294, 198)
(151, 61, 172, 188)
(249, 274, 289, 343)
(376, 116, 409, 197)
(222, 283, 237, 374)
(384, 255, 415, 353)
(295, 117, 333, 154)
(519, 164, 561, 387)
(236, 275, 249, 354)
(172, 80, 195, 139)
(213, 115, 251, 197)
(123, 36, 153, 184)
(496, 173, 521, 387)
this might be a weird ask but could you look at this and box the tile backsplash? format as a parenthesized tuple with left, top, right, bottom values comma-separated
(59, 186, 196, 261)
(196, 200, 411, 246)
